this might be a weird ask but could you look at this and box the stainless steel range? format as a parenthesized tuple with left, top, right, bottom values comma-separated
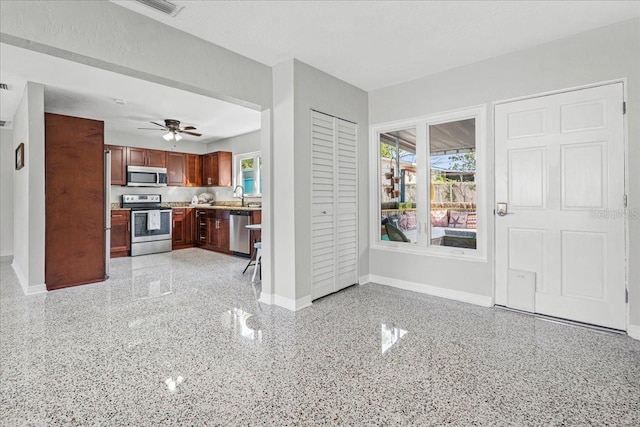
(122, 194, 172, 256)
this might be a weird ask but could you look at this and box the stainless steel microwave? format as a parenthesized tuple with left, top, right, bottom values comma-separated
(126, 166, 168, 187)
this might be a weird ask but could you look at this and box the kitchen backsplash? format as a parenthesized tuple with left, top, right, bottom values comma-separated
(110, 185, 261, 204)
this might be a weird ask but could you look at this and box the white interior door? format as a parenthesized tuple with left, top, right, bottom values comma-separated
(311, 111, 358, 300)
(495, 83, 626, 330)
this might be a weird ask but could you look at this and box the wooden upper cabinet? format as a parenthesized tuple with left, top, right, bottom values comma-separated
(167, 152, 186, 186)
(107, 145, 126, 185)
(147, 149, 167, 167)
(127, 147, 166, 167)
(127, 147, 146, 166)
(185, 154, 203, 187)
(202, 151, 232, 187)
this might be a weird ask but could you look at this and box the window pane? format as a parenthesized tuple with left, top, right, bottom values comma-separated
(236, 153, 262, 195)
(429, 119, 477, 249)
(379, 128, 417, 244)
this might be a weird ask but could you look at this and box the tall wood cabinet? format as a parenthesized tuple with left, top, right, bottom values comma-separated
(45, 113, 106, 290)
(310, 111, 358, 300)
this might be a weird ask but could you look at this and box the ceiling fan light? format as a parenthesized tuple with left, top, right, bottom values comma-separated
(163, 132, 173, 141)
(174, 133, 182, 141)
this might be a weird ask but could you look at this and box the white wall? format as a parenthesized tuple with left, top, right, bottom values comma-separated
(0, 128, 14, 258)
(11, 82, 46, 294)
(0, 1, 271, 110)
(369, 19, 640, 326)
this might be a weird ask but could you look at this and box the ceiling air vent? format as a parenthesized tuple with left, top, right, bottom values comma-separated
(135, 0, 183, 17)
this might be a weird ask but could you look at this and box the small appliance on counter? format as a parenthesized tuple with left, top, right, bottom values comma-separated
(197, 192, 215, 205)
(122, 194, 172, 256)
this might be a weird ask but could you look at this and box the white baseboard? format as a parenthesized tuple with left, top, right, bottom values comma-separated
(11, 260, 27, 293)
(358, 274, 371, 285)
(258, 293, 273, 305)
(365, 274, 493, 307)
(11, 261, 47, 295)
(26, 283, 47, 295)
(628, 324, 640, 341)
(273, 294, 312, 311)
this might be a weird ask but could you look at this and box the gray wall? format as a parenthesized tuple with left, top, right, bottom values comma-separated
(0, 128, 14, 258)
(11, 82, 46, 294)
(369, 19, 640, 327)
(0, 0, 272, 111)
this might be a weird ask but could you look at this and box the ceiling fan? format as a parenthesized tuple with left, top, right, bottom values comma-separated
(138, 119, 202, 141)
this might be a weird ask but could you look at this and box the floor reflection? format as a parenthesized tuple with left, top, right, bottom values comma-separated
(381, 323, 407, 354)
(131, 257, 173, 299)
(223, 308, 263, 343)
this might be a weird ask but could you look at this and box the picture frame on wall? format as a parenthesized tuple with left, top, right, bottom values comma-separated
(15, 143, 24, 170)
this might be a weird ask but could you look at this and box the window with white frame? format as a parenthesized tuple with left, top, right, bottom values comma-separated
(370, 105, 486, 259)
(234, 151, 262, 196)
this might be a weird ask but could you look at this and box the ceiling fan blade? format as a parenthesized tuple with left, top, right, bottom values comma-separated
(150, 121, 168, 129)
(179, 130, 202, 137)
(138, 127, 167, 130)
(181, 126, 197, 131)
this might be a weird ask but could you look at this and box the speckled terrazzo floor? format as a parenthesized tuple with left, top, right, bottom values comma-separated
(1, 249, 639, 426)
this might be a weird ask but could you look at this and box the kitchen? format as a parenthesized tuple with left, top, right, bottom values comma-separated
(2, 43, 264, 292)
(107, 143, 262, 260)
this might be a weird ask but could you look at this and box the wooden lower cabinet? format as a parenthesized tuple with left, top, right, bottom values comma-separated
(110, 210, 130, 258)
(196, 209, 231, 253)
(172, 208, 195, 249)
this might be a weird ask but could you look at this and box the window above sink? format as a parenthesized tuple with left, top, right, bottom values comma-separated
(233, 151, 262, 197)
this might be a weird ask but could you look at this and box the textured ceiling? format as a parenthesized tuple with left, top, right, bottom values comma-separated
(112, 0, 640, 91)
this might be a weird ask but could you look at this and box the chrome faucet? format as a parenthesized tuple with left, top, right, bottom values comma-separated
(234, 185, 245, 207)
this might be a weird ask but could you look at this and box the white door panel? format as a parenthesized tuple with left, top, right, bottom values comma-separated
(496, 83, 625, 330)
(311, 111, 358, 300)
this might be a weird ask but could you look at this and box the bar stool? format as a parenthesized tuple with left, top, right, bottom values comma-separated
(243, 224, 262, 281)
(251, 242, 262, 283)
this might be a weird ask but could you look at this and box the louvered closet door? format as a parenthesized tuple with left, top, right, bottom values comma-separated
(335, 120, 358, 289)
(311, 111, 358, 300)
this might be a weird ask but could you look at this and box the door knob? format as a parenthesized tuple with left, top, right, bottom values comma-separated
(496, 202, 509, 216)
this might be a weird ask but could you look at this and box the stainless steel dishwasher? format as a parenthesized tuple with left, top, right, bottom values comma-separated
(229, 210, 251, 256)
